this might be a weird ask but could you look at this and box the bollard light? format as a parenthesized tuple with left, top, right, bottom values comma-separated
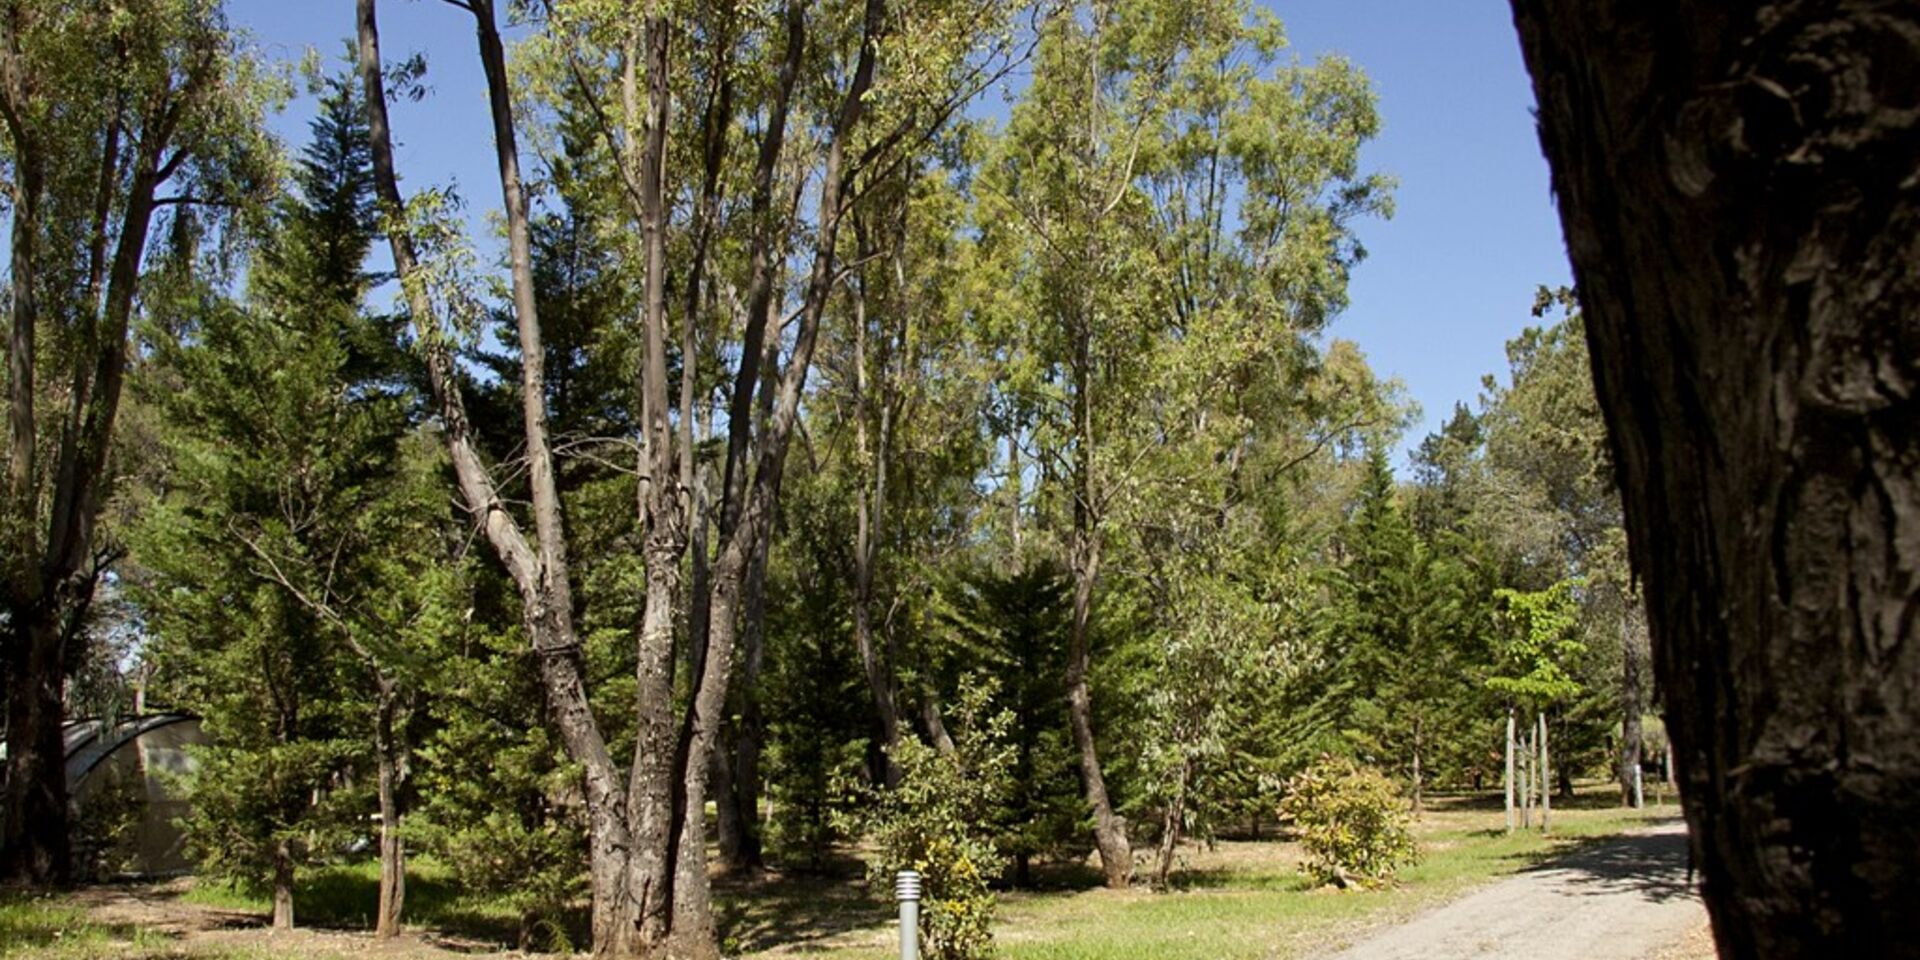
(895, 869, 922, 960)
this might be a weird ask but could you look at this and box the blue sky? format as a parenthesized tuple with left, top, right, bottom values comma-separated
(230, 0, 1571, 463)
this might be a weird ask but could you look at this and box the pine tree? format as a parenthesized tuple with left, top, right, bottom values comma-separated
(130, 64, 435, 933)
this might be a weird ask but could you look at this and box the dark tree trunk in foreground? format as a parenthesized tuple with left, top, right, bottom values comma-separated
(1512, 3, 1920, 954)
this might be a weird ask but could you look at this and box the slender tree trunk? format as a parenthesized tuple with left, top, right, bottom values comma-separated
(272, 839, 296, 931)
(920, 695, 957, 756)
(1504, 706, 1516, 833)
(1068, 526, 1131, 888)
(373, 681, 405, 939)
(1154, 759, 1191, 888)
(668, 3, 883, 950)
(358, 4, 632, 954)
(1511, 3, 1920, 952)
(1520, 717, 1533, 830)
(1410, 717, 1424, 816)
(1538, 712, 1550, 834)
(1619, 604, 1644, 808)
(850, 254, 903, 786)
(731, 544, 768, 869)
(715, 538, 769, 874)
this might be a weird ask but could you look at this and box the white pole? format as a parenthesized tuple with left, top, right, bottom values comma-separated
(896, 870, 922, 960)
(1633, 762, 1644, 809)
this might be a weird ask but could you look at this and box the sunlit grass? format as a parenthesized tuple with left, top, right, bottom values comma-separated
(734, 785, 1682, 960)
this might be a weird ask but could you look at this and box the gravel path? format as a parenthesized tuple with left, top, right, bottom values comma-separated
(1328, 820, 1706, 960)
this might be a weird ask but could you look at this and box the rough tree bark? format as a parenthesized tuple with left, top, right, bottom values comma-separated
(1511, 1, 1920, 953)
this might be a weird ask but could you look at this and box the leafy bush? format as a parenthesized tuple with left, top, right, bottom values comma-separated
(1280, 756, 1419, 888)
(833, 675, 1013, 960)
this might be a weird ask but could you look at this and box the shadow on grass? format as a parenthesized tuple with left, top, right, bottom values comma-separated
(1424, 788, 1646, 814)
(1160, 868, 1314, 893)
(713, 857, 890, 955)
(195, 863, 587, 952)
(0, 889, 184, 952)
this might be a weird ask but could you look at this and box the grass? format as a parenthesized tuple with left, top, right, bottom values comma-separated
(729, 786, 1682, 959)
(0, 892, 268, 960)
(180, 858, 577, 950)
(3, 784, 1682, 959)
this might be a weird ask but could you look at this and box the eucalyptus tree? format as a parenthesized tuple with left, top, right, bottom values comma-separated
(982, 0, 1389, 886)
(1513, 2, 1920, 952)
(808, 159, 993, 789)
(0, 0, 277, 884)
(358, 0, 1020, 953)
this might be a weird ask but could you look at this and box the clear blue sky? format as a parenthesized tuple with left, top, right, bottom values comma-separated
(230, 0, 1572, 463)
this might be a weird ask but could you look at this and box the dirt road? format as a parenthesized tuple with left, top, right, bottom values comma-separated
(1328, 821, 1707, 960)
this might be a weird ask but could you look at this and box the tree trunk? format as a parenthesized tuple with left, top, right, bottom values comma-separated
(920, 694, 957, 756)
(2, 614, 70, 884)
(374, 682, 406, 939)
(848, 246, 904, 788)
(1520, 717, 1533, 830)
(716, 538, 769, 874)
(1410, 716, 1424, 816)
(731, 544, 768, 870)
(1, 62, 171, 885)
(1154, 759, 1191, 888)
(272, 838, 296, 931)
(358, 4, 634, 954)
(1503, 706, 1516, 833)
(1618, 604, 1644, 808)
(1511, 2, 1920, 953)
(1538, 712, 1550, 834)
(1068, 527, 1131, 888)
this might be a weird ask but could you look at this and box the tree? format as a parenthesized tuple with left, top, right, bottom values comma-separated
(1488, 581, 1583, 833)
(1475, 292, 1641, 805)
(1325, 450, 1483, 814)
(931, 563, 1082, 886)
(359, 0, 1022, 952)
(983, 0, 1390, 887)
(129, 62, 445, 931)
(1510, 3, 1920, 953)
(0, 0, 275, 884)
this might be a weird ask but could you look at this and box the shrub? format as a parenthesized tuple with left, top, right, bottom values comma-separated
(1280, 756, 1419, 888)
(833, 675, 1013, 960)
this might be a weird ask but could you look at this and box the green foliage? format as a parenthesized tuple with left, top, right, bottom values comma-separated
(1279, 756, 1419, 889)
(407, 615, 587, 939)
(931, 564, 1085, 881)
(1488, 580, 1586, 707)
(834, 677, 1013, 960)
(125, 58, 441, 907)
